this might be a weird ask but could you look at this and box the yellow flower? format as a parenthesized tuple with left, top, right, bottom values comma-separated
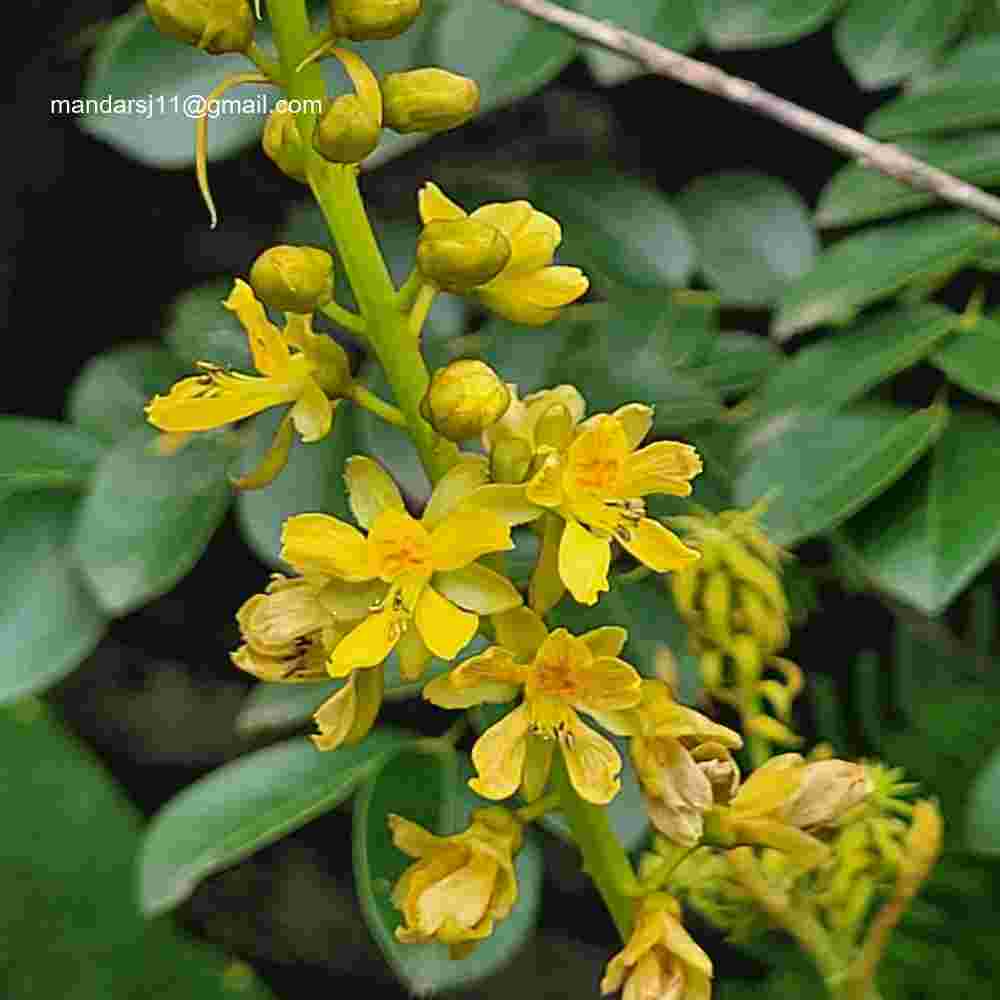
(424, 607, 642, 804)
(389, 807, 522, 958)
(628, 681, 743, 847)
(711, 753, 872, 870)
(146, 279, 341, 443)
(281, 455, 524, 679)
(526, 407, 702, 605)
(418, 182, 588, 325)
(601, 894, 712, 1000)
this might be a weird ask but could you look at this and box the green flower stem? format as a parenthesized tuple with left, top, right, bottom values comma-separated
(551, 755, 640, 941)
(267, 0, 457, 484)
(348, 384, 407, 427)
(318, 299, 367, 337)
(246, 41, 282, 81)
(514, 791, 561, 823)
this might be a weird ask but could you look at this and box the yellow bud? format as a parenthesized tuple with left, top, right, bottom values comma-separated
(699, 648, 725, 689)
(262, 107, 308, 183)
(700, 571, 733, 644)
(421, 360, 511, 441)
(490, 433, 533, 484)
(737, 584, 789, 653)
(416, 219, 511, 293)
(382, 68, 480, 134)
(313, 94, 380, 164)
(330, 0, 421, 39)
(146, 0, 254, 53)
(250, 246, 335, 314)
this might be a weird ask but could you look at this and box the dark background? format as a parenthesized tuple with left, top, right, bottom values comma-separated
(9, 4, 907, 997)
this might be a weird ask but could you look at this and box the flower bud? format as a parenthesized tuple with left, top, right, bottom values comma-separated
(490, 433, 533, 485)
(382, 68, 480, 133)
(146, 0, 254, 53)
(783, 759, 873, 830)
(262, 107, 308, 183)
(313, 94, 380, 163)
(416, 219, 511, 293)
(250, 245, 335, 314)
(389, 806, 522, 958)
(330, 0, 421, 40)
(420, 360, 511, 441)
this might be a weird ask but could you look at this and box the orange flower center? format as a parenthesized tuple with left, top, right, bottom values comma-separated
(368, 511, 433, 582)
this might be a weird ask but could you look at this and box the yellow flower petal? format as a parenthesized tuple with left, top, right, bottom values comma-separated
(609, 403, 654, 451)
(558, 519, 611, 605)
(344, 456, 406, 530)
(289, 378, 333, 442)
(618, 518, 700, 574)
(478, 268, 587, 326)
(571, 656, 643, 713)
(492, 606, 549, 662)
(620, 441, 702, 498)
(281, 513, 372, 581)
(414, 585, 479, 660)
(388, 813, 443, 859)
(328, 608, 403, 675)
(311, 675, 356, 751)
(457, 484, 544, 527)
(316, 578, 387, 623)
(423, 671, 520, 710)
(416, 853, 497, 934)
(469, 703, 531, 800)
(657, 910, 714, 979)
(421, 454, 490, 529)
(434, 564, 523, 615)
(525, 453, 564, 508)
(419, 181, 467, 224)
(521, 735, 555, 802)
(561, 714, 621, 804)
(223, 278, 290, 377)
(429, 509, 513, 572)
(580, 626, 628, 660)
(469, 201, 535, 245)
(145, 373, 296, 432)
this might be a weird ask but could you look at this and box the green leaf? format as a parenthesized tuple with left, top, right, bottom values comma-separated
(236, 405, 354, 568)
(139, 727, 413, 915)
(0, 492, 107, 704)
(734, 402, 948, 546)
(834, 0, 970, 90)
(816, 132, 1000, 227)
(80, 8, 273, 167)
(676, 171, 817, 307)
(867, 38, 1000, 137)
(931, 313, 1000, 402)
(773, 212, 990, 339)
(432, 0, 577, 114)
(577, 0, 700, 84)
(552, 303, 723, 430)
(0, 701, 273, 999)
(747, 304, 956, 430)
(685, 332, 782, 400)
(697, 0, 840, 48)
(967, 744, 1000, 856)
(840, 409, 1000, 614)
(67, 342, 189, 445)
(0, 417, 104, 499)
(353, 746, 543, 996)
(73, 427, 232, 615)
(164, 279, 253, 372)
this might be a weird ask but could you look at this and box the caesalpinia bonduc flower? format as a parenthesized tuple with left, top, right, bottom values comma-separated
(418, 182, 588, 325)
(710, 752, 873, 870)
(281, 455, 525, 681)
(146, 279, 349, 444)
(525, 404, 703, 606)
(424, 607, 642, 804)
(627, 680, 743, 847)
(232, 574, 381, 750)
(389, 806, 522, 958)
(601, 893, 712, 1000)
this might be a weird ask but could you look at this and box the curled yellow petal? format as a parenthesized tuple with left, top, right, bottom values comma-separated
(418, 181, 467, 224)
(560, 714, 621, 805)
(223, 279, 289, 377)
(230, 411, 295, 490)
(619, 518, 700, 574)
(328, 608, 404, 674)
(620, 441, 702, 498)
(290, 378, 333, 442)
(344, 456, 406, 529)
(469, 703, 531, 800)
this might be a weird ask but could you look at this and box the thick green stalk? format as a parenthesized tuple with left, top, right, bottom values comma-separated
(551, 755, 639, 941)
(266, 0, 456, 483)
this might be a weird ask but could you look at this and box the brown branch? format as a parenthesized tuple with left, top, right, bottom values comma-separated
(493, 0, 1000, 226)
